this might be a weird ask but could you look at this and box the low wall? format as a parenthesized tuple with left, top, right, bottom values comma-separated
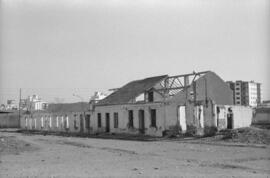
(231, 106, 253, 129)
(224, 105, 253, 129)
(0, 113, 20, 128)
(21, 111, 93, 134)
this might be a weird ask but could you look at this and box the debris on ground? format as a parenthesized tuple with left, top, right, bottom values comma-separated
(218, 127, 270, 145)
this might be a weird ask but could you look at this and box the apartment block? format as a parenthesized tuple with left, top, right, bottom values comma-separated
(227, 81, 262, 107)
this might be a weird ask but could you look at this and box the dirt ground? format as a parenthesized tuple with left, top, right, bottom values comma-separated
(0, 130, 270, 177)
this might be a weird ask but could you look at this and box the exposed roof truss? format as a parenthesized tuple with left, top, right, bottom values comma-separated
(157, 71, 209, 97)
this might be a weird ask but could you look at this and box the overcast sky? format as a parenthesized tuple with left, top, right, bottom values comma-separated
(0, 0, 269, 104)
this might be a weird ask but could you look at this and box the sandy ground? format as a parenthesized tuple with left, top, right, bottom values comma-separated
(0, 131, 270, 178)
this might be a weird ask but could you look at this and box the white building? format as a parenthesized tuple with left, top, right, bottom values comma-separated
(6, 100, 17, 110)
(90, 91, 108, 103)
(26, 95, 49, 111)
(227, 80, 262, 107)
(89, 91, 108, 111)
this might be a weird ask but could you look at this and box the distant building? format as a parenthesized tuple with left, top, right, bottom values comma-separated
(0, 104, 6, 110)
(226, 80, 261, 107)
(19, 99, 28, 110)
(26, 95, 49, 111)
(6, 100, 17, 110)
(258, 100, 270, 108)
(89, 91, 108, 111)
(90, 91, 108, 103)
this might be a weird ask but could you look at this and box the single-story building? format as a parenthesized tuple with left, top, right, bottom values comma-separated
(92, 71, 247, 136)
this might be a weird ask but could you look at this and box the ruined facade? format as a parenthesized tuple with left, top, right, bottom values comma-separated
(92, 71, 234, 136)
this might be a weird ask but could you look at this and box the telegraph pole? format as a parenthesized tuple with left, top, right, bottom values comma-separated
(18, 88, 21, 127)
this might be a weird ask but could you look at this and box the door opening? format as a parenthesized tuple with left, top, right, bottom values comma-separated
(105, 113, 110, 132)
(178, 106, 187, 133)
(138, 110, 145, 134)
(227, 108, 233, 129)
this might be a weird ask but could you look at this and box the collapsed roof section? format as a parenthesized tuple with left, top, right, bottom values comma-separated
(157, 71, 209, 97)
(96, 71, 210, 106)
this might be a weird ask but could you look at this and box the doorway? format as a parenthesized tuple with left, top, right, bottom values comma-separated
(105, 113, 110, 132)
(227, 108, 233, 129)
(138, 110, 145, 134)
(178, 106, 187, 132)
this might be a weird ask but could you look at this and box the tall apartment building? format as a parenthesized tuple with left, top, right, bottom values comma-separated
(226, 81, 261, 107)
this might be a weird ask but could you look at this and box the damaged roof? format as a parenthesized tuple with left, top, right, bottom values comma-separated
(97, 75, 168, 105)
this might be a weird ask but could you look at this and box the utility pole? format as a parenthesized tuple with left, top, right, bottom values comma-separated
(18, 88, 21, 127)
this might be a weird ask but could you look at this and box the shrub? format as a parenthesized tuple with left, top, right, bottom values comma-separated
(203, 126, 217, 137)
(185, 125, 197, 136)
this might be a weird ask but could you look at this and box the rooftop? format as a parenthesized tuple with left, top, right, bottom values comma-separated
(96, 75, 168, 105)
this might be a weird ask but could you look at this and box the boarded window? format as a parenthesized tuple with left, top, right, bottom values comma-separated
(61, 116, 64, 129)
(128, 110, 134, 128)
(74, 114, 78, 129)
(114, 112, 118, 128)
(150, 109, 157, 127)
(63, 115, 69, 129)
(97, 113, 102, 128)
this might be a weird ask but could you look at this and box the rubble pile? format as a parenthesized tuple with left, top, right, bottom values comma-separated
(220, 127, 270, 145)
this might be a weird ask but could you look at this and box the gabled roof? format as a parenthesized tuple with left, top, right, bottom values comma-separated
(97, 75, 168, 105)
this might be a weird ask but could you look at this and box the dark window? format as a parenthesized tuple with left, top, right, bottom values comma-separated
(148, 91, 154, 102)
(150, 109, 157, 127)
(85, 114, 90, 129)
(128, 110, 134, 128)
(97, 113, 102, 128)
(236, 97, 240, 99)
(114, 112, 118, 128)
(105, 113, 110, 132)
(237, 101, 240, 104)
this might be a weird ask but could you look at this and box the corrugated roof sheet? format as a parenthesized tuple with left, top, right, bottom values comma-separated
(97, 75, 168, 105)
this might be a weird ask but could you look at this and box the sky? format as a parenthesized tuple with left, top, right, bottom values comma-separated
(0, 0, 269, 104)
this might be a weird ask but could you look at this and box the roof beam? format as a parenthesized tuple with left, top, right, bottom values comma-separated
(156, 86, 185, 91)
(167, 70, 209, 79)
